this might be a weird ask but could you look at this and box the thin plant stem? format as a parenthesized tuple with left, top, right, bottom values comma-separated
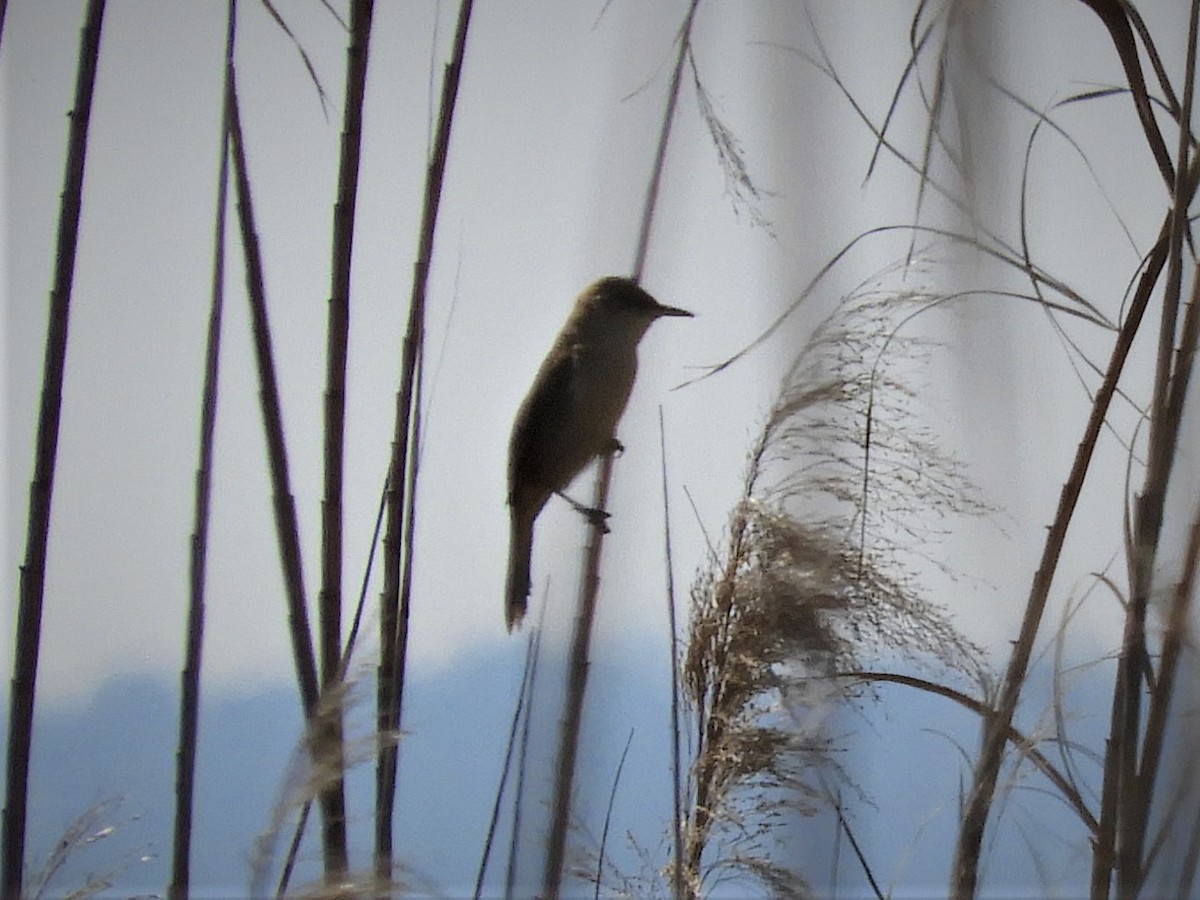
(2, 3, 107, 896)
(343, 473, 390, 669)
(375, 0, 474, 883)
(474, 625, 540, 900)
(1077, 0, 1175, 187)
(275, 802, 310, 900)
(227, 54, 321, 723)
(272, 472, 388, 899)
(540, 4, 700, 896)
(632, 0, 700, 284)
(317, 0, 375, 879)
(843, 671, 1097, 835)
(827, 781, 884, 900)
(229, 58, 343, 891)
(168, 2, 236, 897)
(593, 729, 636, 900)
(659, 407, 685, 900)
(951, 218, 1171, 899)
(541, 451, 616, 900)
(505, 619, 544, 900)
(1114, 4, 1198, 889)
(1139, 500, 1200, 870)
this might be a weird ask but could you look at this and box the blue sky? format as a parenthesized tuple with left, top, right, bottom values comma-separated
(3, 1, 1198, 896)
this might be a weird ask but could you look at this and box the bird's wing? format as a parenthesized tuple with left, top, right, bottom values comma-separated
(507, 337, 580, 496)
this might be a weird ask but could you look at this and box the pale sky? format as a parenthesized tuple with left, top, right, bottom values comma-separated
(3, 1, 1197, 895)
(6, 0, 1180, 705)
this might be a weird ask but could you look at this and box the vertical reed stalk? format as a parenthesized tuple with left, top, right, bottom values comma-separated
(504, 626, 542, 900)
(230, 80, 345, 888)
(473, 624, 541, 899)
(168, 3, 236, 897)
(2, 3, 107, 896)
(227, 55, 321, 735)
(540, 450, 616, 899)
(951, 222, 1168, 899)
(317, 0, 375, 879)
(659, 409, 684, 900)
(540, 3, 701, 896)
(1112, 7, 1197, 895)
(954, 4, 1196, 896)
(375, 0, 474, 885)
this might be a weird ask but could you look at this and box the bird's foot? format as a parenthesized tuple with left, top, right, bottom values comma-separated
(555, 490, 612, 533)
(605, 438, 625, 457)
(580, 506, 611, 533)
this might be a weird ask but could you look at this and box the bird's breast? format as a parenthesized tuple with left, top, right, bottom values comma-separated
(570, 339, 638, 442)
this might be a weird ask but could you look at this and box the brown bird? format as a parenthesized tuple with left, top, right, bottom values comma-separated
(505, 276, 693, 630)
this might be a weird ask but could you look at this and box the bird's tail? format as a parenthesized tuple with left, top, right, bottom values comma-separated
(506, 510, 534, 631)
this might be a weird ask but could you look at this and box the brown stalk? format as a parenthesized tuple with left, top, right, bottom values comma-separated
(2, 3, 107, 896)
(1077, 0, 1175, 188)
(539, 3, 701, 896)
(540, 449, 616, 899)
(316, 0, 375, 880)
(1138, 500, 1200, 879)
(227, 60, 325, 857)
(270, 476, 389, 897)
(504, 620, 543, 900)
(231, 75, 355, 899)
(168, 3, 236, 898)
(659, 408, 685, 900)
(473, 624, 542, 899)
(1100, 10, 1200, 895)
(950, 213, 1170, 898)
(375, 0, 474, 885)
(952, 17, 1196, 897)
(843, 671, 1098, 835)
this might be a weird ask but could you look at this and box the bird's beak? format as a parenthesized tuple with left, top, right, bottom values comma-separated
(654, 303, 694, 318)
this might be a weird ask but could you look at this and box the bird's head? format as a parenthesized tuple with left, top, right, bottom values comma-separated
(584, 275, 694, 323)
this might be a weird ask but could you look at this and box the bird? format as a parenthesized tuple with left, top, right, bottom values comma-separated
(505, 276, 693, 631)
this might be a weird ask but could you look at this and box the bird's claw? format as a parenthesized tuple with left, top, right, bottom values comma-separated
(605, 438, 625, 457)
(581, 506, 611, 533)
(555, 490, 612, 533)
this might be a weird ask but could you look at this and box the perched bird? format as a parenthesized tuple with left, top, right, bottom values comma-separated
(505, 276, 693, 630)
